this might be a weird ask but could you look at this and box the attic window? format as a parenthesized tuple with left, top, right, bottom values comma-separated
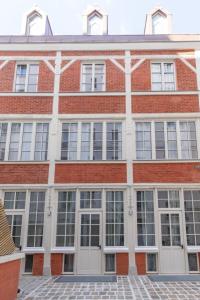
(26, 12, 42, 35)
(152, 12, 167, 34)
(88, 12, 103, 35)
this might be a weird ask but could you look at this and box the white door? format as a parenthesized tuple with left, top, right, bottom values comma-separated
(77, 212, 102, 274)
(159, 212, 186, 274)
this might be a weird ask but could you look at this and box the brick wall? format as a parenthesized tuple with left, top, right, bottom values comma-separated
(133, 163, 200, 183)
(32, 254, 44, 276)
(132, 95, 199, 113)
(0, 259, 21, 300)
(38, 61, 54, 93)
(116, 253, 129, 275)
(132, 60, 151, 91)
(51, 254, 63, 275)
(135, 253, 146, 275)
(59, 96, 125, 114)
(0, 61, 15, 92)
(0, 164, 49, 184)
(55, 163, 127, 183)
(0, 96, 53, 114)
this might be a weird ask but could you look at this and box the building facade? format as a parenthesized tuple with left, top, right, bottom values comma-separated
(1, 5, 200, 276)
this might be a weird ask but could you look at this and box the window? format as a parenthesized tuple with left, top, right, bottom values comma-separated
(0, 123, 7, 160)
(180, 122, 198, 159)
(4, 191, 26, 248)
(81, 63, 105, 91)
(15, 64, 39, 92)
(25, 254, 33, 273)
(106, 123, 122, 160)
(135, 121, 197, 160)
(105, 254, 115, 272)
(151, 62, 175, 91)
(4, 191, 26, 209)
(158, 190, 180, 209)
(80, 191, 101, 209)
(188, 253, 199, 272)
(136, 122, 152, 160)
(88, 13, 103, 35)
(152, 13, 167, 34)
(27, 192, 45, 247)
(160, 213, 181, 246)
(137, 191, 155, 246)
(147, 253, 157, 272)
(0, 122, 49, 161)
(80, 213, 100, 247)
(106, 191, 124, 246)
(61, 123, 78, 160)
(26, 13, 42, 35)
(6, 215, 22, 248)
(61, 122, 122, 161)
(34, 123, 49, 160)
(63, 254, 74, 273)
(56, 192, 76, 247)
(184, 191, 200, 246)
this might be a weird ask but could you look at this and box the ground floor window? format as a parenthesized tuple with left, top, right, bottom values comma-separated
(105, 254, 115, 272)
(63, 254, 74, 273)
(6, 214, 22, 248)
(25, 254, 33, 273)
(146, 253, 157, 272)
(188, 253, 199, 272)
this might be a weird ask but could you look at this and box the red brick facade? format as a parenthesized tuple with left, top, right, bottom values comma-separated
(51, 254, 63, 275)
(135, 253, 146, 275)
(116, 253, 129, 275)
(32, 254, 44, 276)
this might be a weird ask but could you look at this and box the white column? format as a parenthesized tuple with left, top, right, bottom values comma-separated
(125, 50, 135, 271)
(43, 51, 62, 275)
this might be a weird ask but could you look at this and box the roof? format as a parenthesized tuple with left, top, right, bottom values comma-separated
(0, 34, 200, 44)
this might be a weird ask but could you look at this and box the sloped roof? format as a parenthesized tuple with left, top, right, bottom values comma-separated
(0, 201, 15, 256)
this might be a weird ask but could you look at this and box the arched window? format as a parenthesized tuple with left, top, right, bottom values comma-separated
(26, 12, 42, 35)
(88, 12, 103, 35)
(152, 13, 167, 34)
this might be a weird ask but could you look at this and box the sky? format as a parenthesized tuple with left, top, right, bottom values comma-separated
(0, 0, 200, 35)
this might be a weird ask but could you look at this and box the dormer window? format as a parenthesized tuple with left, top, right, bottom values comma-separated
(88, 12, 103, 35)
(152, 12, 167, 34)
(26, 12, 42, 35)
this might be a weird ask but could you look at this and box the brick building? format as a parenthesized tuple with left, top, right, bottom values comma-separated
(1, 5, 200, 275)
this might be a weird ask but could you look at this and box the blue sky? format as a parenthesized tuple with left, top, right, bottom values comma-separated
(0, 0, 199, 35)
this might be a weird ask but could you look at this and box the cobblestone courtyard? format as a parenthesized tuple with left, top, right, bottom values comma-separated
(18, 275, 200, 300)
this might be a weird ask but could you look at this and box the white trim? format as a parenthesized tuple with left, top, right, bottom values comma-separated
(131, 58, 146, 73)
(60, 59, 77, 74)
(0, 252, 24, 264)
(43, 59, 55, 73)
(109, 58, 125, 73)
(187, 247, 200, 253)
(0, 60, 9, 70)
(135, 247, 158, 253)
(51, 247, 75, 253)
(103, 247, 129, 253)
(179, 57, 197, 74)
(23, 247, 45, 253)
(131, 91, 199, 95)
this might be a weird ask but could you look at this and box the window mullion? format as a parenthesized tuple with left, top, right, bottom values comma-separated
(25, 64, 29, 92)
(102, 122, 106, 160)
(90, 123, 93, 160)
(31, 123, 36, 160)
(77, 122, 81, 160)
(164, 122, 168, 159)
(92, 64, 95, 91)
(176, 121, 182, 159)
(151, 122, 156, 160)
(161, 63, 165, 91)
(18, 123, 23, 161)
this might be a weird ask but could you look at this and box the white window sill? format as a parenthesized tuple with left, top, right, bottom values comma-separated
(0, 252, 25, 264)
(23, 247, 45, 253)
(51, 247, 75, 253)
(187, 246, 200, 253)
(103, 247, 129, 253)
(135, 247, 158, 253)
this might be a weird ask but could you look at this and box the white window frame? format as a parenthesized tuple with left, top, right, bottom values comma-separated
(3, 190, 28, 249)
(80, 62, 106, 92)
(60, 121, 124, 161)
(151, 61, 176, 91)
(135, 120, 198, 161)
(14, 62, 39, 93)
(0, 122, 49, 161)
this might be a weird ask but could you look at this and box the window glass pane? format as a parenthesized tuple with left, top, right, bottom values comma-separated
(137, 191, 155, 246)
(155, 122, 165, 159)
(15, 65, 27, 92)
(61, 123, 77, 160)
(64, 254, 74, 272)
(106, 191, 124, 246)
(105, 254, 115, 272)
(21, 124, 32, 160)
(25, 255, 33, 273)
(151, 62, 175, 91)
(106, 123, 122, 160)
(188, 253, 198, 272)
(34, 123, 49, 160)
(56, 192, 76, 247)
(81, 123, 91, 160)
(0, 123, 8, 160)
(180, 122, 197, 159)
(93, 123, 103, 160)
(8, 123, 21, 160)
(147, 253, 157, 272)
(136, 122, 152, 160)
(27, 192, 45, 247)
